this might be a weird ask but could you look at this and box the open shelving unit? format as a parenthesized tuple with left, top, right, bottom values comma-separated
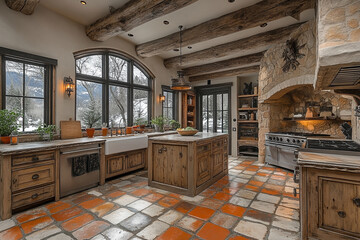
(181, 91, 196, 128)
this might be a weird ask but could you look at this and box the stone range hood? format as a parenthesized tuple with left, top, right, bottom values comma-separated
(315, 0, 360, 102)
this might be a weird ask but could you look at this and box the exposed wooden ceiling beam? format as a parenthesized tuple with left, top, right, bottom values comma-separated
(5, 0, 39, 15)
(183, 52, 264, 76)
(86, 0, 199, 42)
(164, 23, 303, 69)
(189, 65, 259, 82)
(136, 0, 314, 57)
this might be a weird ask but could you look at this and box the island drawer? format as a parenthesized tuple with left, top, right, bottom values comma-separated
(12, 151, 55, 166)
(197, 143, 211, 154)
(212, 139, 223, 151)
(12, 184, 54, 209)
(12, 163, 55, 192)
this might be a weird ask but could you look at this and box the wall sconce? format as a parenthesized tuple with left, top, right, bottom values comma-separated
(64, 76, 74, 97)
(159, 94, 165, 103)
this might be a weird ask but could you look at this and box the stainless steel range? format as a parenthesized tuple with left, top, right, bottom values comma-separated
(265, 132, 330, 170)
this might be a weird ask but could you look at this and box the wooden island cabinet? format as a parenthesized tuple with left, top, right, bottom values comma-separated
(298, 150, 360, 240)
(148, 132, 228, 196)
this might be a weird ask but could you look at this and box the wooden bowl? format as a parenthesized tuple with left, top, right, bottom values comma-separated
(177, 130, 199, 136)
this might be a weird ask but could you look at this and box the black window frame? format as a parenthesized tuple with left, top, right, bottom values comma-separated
(0, 47, 56, 132)
(75, 51, 153, 128)
(161, 85, 178, 121)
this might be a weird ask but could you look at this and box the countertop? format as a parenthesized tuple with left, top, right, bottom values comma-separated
(0, 131, 177, 155)
(298, 148, 360, 169)
(149, 132, 228, 142)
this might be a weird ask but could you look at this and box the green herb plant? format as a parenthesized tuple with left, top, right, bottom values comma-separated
(37, 124, 58, 141)
(0, 109, 20, 136)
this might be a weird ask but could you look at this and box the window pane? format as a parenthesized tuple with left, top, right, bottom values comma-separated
(25, 98, 44, 132)
(25, 64, 44, 97)
(223, 94, 228, 111)
(109, 85, 128, 127)
(217, 110, 223, 133)
(167, 92, 173, 108)
(76, 55, 102, 78)
(223, 111, 229, 133)
(6, 96, 23, 131)
(76, 80, 102, 128)
(109, 56, 127, 82)
(6, 61, 23, 96)
(133, 66, 148, 86)
(133, 89, 148, 123)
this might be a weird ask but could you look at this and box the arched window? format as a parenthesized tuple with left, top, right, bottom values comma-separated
(75, 50, 152, 128)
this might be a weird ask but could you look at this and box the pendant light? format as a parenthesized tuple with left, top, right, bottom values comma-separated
(170, 25, 192, 91)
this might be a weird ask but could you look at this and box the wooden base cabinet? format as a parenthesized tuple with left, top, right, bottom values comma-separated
(148, 134, 228, 197)
(300, 167, 360, 239)
(105, 149, 146, 179)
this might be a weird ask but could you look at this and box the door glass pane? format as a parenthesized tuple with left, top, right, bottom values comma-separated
(223, 111, 229, 133)
(6, 96, 23, 131)
(133, 66, 148, 86)
(223, 93, 228, 111)
(208, 95, 214, 132)
(217, 94, 223, 111)
(217, 110, 223, 133)
(109, 56, 127, 82)
(109, 85, 128, 127)
(25, 98, 44, 132)
(25, 64, 44, 97)
(75, 55, 102, 77)
(133, 89, 148, 123)
(76, 80, 102, 128)
(6, 61, 23, 96)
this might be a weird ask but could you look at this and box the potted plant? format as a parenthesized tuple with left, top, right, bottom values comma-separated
(134, 118, 148, 129)
(0, 109, 20, 144)
(36, 124, 58, 141)
(82, 101, 101, 138)
(151, 115, 167, 132)
(169, 120, 181, 130)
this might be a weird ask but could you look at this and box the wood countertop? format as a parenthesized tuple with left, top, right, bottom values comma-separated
(0, 137, 106, 155)
(149, 132, 228, 142)
(298, 148, 360, 170)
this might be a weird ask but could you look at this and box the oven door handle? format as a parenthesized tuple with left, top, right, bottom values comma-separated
(60, 147, 102, 155)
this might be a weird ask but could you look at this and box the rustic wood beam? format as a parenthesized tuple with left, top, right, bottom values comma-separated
(164, 23, 303, 69)
(5, 0, 39, 15)
(86, 0, 199, 42)
(183, 52, 264, 76)
(136, 0, 314, 57)
(189, 65, 259, 82)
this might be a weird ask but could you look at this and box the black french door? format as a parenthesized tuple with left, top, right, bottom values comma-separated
(195, 83, 232, 153)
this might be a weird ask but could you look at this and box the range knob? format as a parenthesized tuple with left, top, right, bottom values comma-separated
(269, 137, 272, 140)
(280, 138, 283, 141)
(276, 137, 279, 141)
(297, 140, 300, 143)
(287, 139, 290, 142)
(292, 139, 296, 143)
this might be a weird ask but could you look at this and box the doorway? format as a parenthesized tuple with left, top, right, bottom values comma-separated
(195, 83, 232, 154)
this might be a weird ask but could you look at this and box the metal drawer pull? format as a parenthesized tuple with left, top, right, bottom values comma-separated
(293, 188, 297, 197)
(32, 156, 39, 161)
(32, 174, 40, 180)
(293, 167, 300, 183)
(353, 198, 360, 207)
(31, 193, 39, 199)
(179, 152, 183, 158)
(60, 147, 101, 155)
(338, 211, 346, 218)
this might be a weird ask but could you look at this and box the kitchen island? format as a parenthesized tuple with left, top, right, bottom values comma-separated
(148, 132, 228, 196)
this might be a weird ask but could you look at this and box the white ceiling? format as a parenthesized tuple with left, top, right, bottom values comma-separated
(40, 0, 315, 67)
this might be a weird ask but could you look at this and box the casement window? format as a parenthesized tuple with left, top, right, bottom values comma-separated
(75, 50, 153, 128)
(162, 86, 177, 120)
(0, 47, 56, 132)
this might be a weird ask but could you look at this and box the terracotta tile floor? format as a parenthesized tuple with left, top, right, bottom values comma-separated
(0, 156, 300, 240)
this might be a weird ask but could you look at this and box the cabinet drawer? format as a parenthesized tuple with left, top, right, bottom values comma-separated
(12, 151, 55, 166)
(197, 143, 211, 154)
(212, 139, 223, 150)
(12, 164, 55, 192)
(12, 184, 54, 209)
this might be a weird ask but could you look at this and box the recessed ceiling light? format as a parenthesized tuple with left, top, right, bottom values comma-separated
(188, 46, 192, 49)
(163, 20, 169, 25)
(228, 0, 235, 2)
(128, 33, 134, 37)
(173, 49, 179, 52)
(260, 23, 268, 27)
(80, 0, 86, 5)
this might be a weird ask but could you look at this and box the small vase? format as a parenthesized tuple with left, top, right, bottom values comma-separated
(1, 136, 11, 144)
(155, 125, 164, 132)
(101, 128, 108, 136)
(86, 128, 95, 138)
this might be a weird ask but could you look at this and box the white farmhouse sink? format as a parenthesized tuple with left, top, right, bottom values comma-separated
(104, 135, 148, 155)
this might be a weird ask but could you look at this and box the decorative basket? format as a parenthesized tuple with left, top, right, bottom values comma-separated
(177, 130, 198, 136)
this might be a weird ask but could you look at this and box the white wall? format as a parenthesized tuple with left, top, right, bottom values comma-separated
(0, 2, 174, 126)
(191, 77, 238, 157)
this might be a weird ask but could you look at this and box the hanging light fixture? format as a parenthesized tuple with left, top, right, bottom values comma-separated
(170, 25, 192, 91)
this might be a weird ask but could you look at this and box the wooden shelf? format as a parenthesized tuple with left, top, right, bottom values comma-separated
(239, 151, 258, 156)
(238, 94, 258, 98)
(282, 117, 346, 121)
(238, 120, 258, 123)
(238, 107, 258, 111)
(238, 139, 258, 147)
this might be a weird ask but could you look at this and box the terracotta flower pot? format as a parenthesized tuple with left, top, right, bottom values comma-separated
(101, 128, 108, 136)
(1, 136, 11, 144)
(126, 127, 133, 134)
(86, 128, 95, 138)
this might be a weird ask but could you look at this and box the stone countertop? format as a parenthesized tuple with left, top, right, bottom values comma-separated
(0, 138, 106, 155)
(149, 132, 228, 142)
(298, 148, 360, 169)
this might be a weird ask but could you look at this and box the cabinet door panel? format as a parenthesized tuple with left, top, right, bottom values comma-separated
(127, 151, 145, 170)
(107, 155, 125, 175)
(212, 150, 223, 177)
(197, 152, 211, 187)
